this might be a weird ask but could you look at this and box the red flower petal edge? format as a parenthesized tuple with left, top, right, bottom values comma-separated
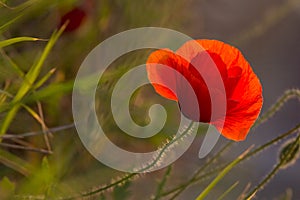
(146, 40, 263, 141)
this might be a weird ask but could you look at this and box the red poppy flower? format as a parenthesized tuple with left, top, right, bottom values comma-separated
(59, 7, 87, 32)
(146, 40, 263, 141)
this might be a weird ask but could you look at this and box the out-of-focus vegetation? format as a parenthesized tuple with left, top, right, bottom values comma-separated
(0, 0, 299, 199)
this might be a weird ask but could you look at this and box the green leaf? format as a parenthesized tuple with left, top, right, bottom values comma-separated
(32, 68, 56, 90)
(0, 37, 43, 48)
(0, 24, 66, 137)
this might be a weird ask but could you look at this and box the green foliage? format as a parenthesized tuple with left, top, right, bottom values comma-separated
(0, 148, 34, 176)
(0, 25, 66, 136)
(0, 176, 15, 199)
(0, 0, 299, 200)
(18, 157, 58, 197)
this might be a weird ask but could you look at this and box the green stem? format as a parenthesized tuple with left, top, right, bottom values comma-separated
(0, 26, 66, 137)
(152, 165, 172, 200)
(217, 181, 239, 200)
(243, 123, 300, 161)
(254, 89, 300, 127)
(245, 133, 300, 199)
(195, 148, 251, 200)
(162, 123, 300, 198)
(162, 164, 228, 198)
(62, 122, 195, 199)
(138, 122, 195, 172)
(164, 142, 232, 199)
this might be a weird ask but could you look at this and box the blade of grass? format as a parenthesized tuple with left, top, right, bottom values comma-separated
(162, 142, 232, 198)
(245, 134, 300, 199)
(0, 13, 24, 32)
(0, 24, 66, 137)
(195, 147, 253, 200)
(0, 37, 44, 48)
(0, 0, 60, 33)
(0, 149, 33, 176)
(0, 81, 74, 113)
(22, 104, 47, 127)
(1, 89, 53, 149)
(0, 0, 38, 10)
(32, 68, 56, 90)
(152, 165, 172, 200)
(165, 86, 298, 197)
(37, 102, 52, 151)
(0, 49, 25, 78)
(237, 183, 251, 200)
(193, 123, 299, 200)
(0, 80, 11, 107)
(164, 123, 300, 199)
(217, 181, 239, 200)
(0, 72, 100, 113)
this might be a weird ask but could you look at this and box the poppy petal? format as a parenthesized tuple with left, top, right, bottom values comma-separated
(146, 39, 263, 141)
(146, 49, 179, 101)
(196, 40, 263, 141)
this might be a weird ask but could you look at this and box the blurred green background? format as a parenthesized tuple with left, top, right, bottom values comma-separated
(0, 0, 300, 199)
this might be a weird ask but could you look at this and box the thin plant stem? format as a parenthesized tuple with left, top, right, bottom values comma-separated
(254, 89, 300, 127)
(245, 133, 300, 199)
(166, 89, 300, 198)
(195, 147, 252, 200)
(217, 181, 239, 200)
(162, 123, 300, 198)
(37, 102, 52, 151)
(137, 122, 195, 172)
(242, 123, 300, 162)
(162, 163, 228, 198)
(152, 165, 172, 200)
(62, 122, 195, 199)
(0, 123, 75, 139)
(0, 24, 66, 137)
(165, 142, 232, 199)
(0, 142, 52, 154)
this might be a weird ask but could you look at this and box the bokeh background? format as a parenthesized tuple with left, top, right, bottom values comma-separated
(0, 0, 300, 199)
